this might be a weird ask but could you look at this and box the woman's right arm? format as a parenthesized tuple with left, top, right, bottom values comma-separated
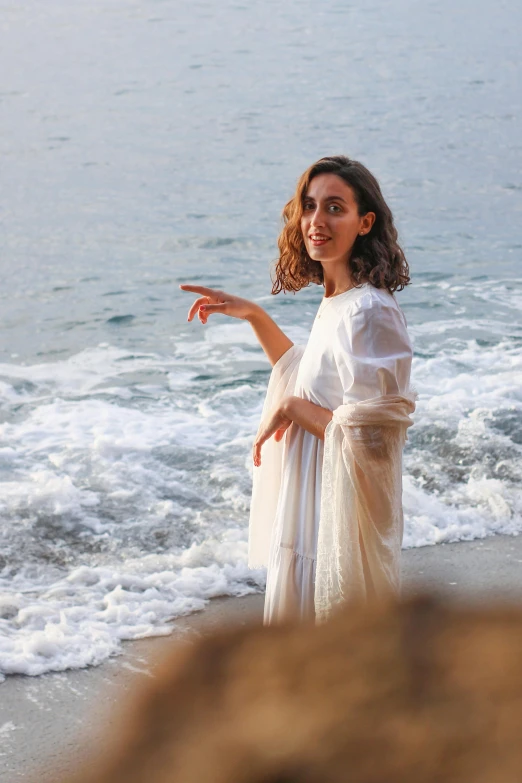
(179, 285, 294, 368)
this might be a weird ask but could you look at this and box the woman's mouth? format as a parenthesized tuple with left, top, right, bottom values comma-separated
(309, 234, 330, 247)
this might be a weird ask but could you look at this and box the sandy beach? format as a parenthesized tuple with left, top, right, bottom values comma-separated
(1, 534, 522, 782)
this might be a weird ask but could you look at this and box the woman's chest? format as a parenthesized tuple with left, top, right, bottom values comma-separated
(293, 317, 344, 408)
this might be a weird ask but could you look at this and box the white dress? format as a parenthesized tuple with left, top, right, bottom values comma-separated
(262, 282, 413, 625)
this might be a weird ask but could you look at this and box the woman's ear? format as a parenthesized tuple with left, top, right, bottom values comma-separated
(361, 212, 376, 234)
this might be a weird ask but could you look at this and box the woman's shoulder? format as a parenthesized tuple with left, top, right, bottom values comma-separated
(342, 282, 400, 314)
(336, 283, 408, 333)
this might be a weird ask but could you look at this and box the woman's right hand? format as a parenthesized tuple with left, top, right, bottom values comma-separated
(179, 284, 256, 325)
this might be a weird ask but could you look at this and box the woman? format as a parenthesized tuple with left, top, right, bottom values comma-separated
(181, 155, 415, 625)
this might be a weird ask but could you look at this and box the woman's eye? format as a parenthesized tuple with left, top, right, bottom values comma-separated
(303, 202, 314, 211)
(329, 204, 341, 213)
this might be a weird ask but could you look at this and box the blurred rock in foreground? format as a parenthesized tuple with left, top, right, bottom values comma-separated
(55, 595, 522, 783)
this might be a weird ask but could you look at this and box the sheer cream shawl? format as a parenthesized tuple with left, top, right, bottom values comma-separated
(248, 344, 415, 621)
(315, 393, 415, 621)
(248, 345, 305, 568)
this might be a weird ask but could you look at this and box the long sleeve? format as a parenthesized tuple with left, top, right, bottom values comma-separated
(332, 294, 413, 403)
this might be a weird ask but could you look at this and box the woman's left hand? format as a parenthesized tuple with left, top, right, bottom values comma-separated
(253, 402, 292, 467)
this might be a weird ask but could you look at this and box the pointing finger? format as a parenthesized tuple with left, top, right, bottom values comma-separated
(180, 284, 222, 298)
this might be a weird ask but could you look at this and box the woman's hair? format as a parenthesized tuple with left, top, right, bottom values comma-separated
(272, 156, 410, 295)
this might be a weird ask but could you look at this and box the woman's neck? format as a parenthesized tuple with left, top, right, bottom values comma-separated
(322, 266, 354, 298)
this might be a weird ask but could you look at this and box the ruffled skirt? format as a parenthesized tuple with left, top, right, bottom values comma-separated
(263, 422, 323, 625)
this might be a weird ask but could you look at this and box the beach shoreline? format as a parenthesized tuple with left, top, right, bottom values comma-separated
(2, 533, 522, 782)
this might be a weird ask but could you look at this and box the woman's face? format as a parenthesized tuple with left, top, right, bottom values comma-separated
(301, 173, 375, 266)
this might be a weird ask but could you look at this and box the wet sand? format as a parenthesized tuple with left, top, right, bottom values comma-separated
(1, 534, 522, 782)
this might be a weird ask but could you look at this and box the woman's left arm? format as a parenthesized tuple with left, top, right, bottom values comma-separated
(252, 396, 332, 467)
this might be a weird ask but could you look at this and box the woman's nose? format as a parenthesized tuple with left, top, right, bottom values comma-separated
(310, 206, 326, 227)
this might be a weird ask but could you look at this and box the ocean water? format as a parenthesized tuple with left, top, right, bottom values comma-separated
(0, 0, 521, 678)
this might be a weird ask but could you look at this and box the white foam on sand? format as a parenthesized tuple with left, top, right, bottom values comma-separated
(0, 721, 19, 755)
(0, 532, 264, 677)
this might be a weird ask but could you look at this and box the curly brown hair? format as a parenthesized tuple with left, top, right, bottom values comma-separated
(272, 156, 410, 295)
